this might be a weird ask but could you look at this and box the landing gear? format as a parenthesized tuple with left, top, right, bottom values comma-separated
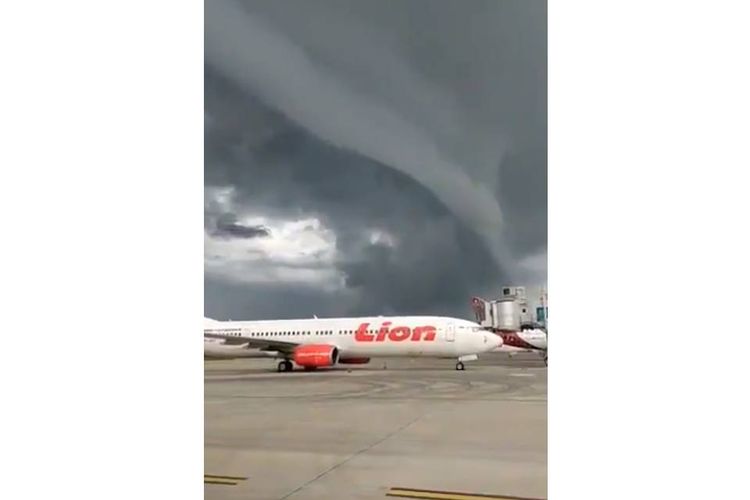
(455, 354, 476, 371)
(277, 360, 293, 372)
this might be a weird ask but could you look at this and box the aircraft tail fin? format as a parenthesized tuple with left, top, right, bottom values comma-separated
(470, 296, 489, 324)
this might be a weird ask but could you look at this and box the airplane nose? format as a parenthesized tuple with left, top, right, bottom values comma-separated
(485, 332, 503, 350)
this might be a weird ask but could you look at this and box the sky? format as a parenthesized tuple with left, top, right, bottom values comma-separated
(204, 0, 547, 320)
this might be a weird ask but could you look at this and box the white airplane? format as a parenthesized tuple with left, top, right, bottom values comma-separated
(492, 327, 548, 365)
(203, 315, 503, 372)
(471, 296, 548, 365)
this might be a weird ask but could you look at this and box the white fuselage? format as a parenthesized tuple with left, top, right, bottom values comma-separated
(203, 315, 502, 360)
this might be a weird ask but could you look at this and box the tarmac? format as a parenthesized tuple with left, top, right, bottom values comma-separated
(205, 352, 547, 500)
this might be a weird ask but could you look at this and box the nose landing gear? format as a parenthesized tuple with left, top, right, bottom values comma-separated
(454, 354, 477, 371)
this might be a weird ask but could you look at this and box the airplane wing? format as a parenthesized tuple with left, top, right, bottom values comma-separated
(203, 332, 299, 354)
(206, 336, 248, 346)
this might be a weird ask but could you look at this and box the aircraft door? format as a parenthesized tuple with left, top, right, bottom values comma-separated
(446, 323, 455, 342)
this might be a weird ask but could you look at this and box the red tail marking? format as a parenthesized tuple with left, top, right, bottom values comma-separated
(471, 296, 487, 322)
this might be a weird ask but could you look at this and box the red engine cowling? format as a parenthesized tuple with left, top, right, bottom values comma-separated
(339, 357, 370, 365)
(293, 344, 339, 368)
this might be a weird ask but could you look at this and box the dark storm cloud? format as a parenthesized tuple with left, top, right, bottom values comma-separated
(205, 276, 355, 321)
(210, 213, 270, 239)
(339, 218, 504, 317)
(205, 69, 501, 316)
(204, 0, 546, 319)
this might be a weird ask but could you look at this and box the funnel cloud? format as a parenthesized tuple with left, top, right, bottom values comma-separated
(205, 0, 547, 320)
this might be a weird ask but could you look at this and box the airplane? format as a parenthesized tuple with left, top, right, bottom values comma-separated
(492, 326, 548, 365)
(470, 296, 548, 365)
(203, 315, 503, 372)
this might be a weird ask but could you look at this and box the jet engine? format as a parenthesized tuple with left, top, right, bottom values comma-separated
(293, 344, 339, 368)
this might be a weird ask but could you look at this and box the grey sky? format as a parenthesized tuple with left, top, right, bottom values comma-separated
(204, 0, 546, 320)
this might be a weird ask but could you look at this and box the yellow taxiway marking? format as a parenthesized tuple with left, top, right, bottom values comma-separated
(204, 474, 248, 486)
(386, 487, 545, 500)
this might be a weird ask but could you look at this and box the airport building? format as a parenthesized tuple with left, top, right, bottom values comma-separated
(472, 285, 548, 331)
